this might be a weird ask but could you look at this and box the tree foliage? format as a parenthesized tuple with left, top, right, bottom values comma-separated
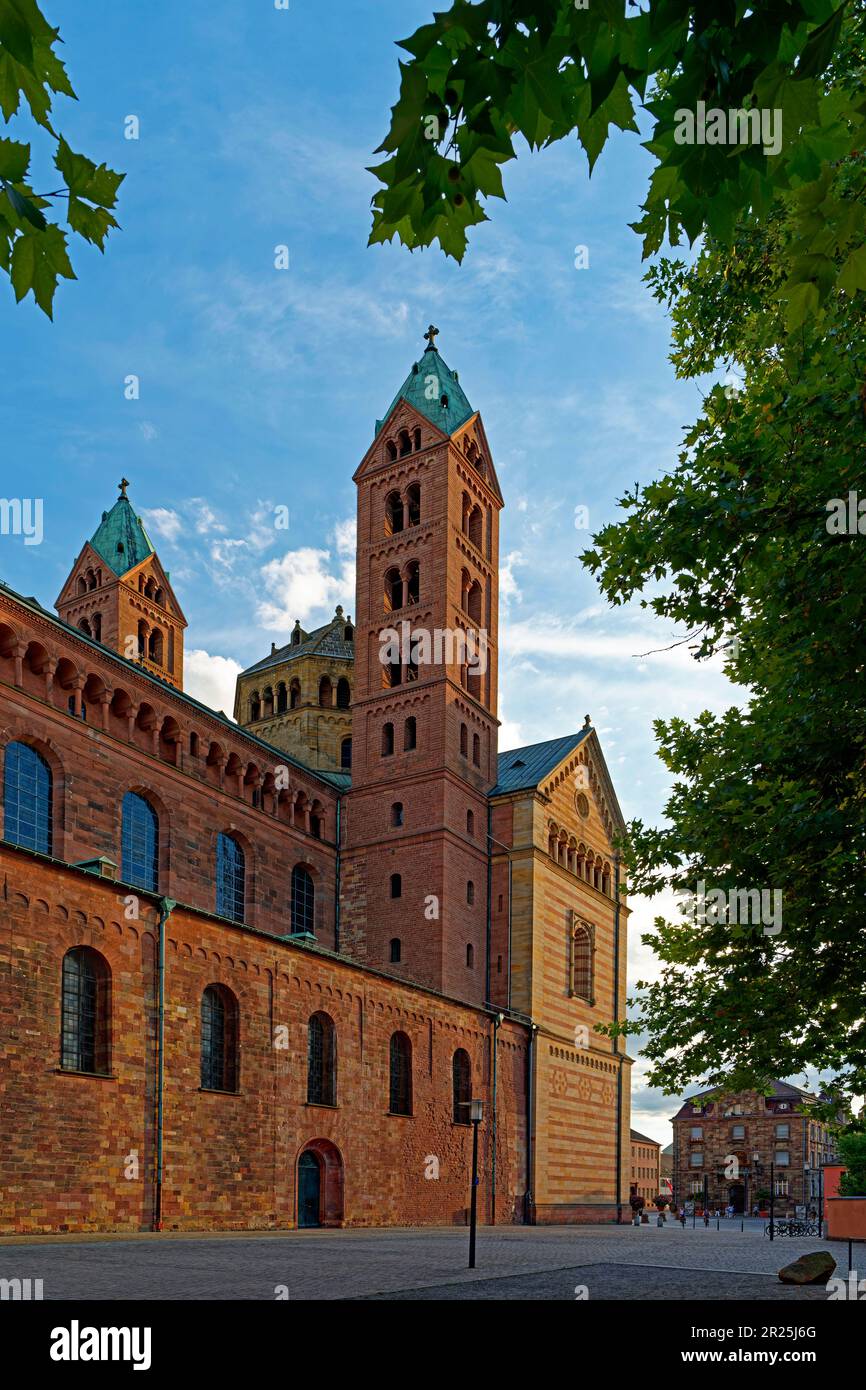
(0, 0, 123, 316)
(370, 0, 865, 322)
(581, 140, 866, 1116)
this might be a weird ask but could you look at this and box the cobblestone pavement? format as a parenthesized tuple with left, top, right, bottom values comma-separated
(0, 1224, 852, 1301)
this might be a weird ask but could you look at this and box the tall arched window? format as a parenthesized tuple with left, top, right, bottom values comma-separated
(472, 733, 481, 766)
(61, 947, 110, 1074)
(390, 872, 402, 899)
(336, 677, 351, 709)
(3, 741, 52, 854)
(460, 723, 468, 757)
(340, 737, 352, 769)
(406, 483, 421, 526)
(216, 832, 245, 922)
(452, 1048, 472, 1124)
(389, 937, 401, 963)
(121, 791, 159, 891)
(200, 984, 239, 1091)
(389, 1032, 413, 1115)
(291, 864, 315, 934)
(307, 1012, 336, 1105)
(404, 716, 417, 751)
(381, 723, 394, 756)
(571, 920, 594, 1002)
(318, 676, 332, 708)
(290, 679, 301, 709)
(276, 682, 288, 713)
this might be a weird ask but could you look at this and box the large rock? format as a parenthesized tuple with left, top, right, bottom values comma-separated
(778, 1251, 837, 1285)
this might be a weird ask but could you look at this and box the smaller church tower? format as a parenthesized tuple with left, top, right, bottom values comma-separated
(56, 479, 187, 690)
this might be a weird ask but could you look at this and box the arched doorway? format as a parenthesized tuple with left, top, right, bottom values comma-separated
(296, 1139, 344, 1228)
(728, 1183, 745, 1214)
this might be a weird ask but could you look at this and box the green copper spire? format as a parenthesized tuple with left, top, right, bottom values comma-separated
(89, 478, 155, 575)
(376, 326, 474, 437)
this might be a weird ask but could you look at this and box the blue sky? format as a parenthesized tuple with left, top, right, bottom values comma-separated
(0, 1, 753, 1145)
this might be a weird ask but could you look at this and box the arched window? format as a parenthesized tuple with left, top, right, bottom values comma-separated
(398, 428, 412, 457)
(318, 676, 332, 708)
(200, 984, 239, 1091)
(468, 505, 483, 550)
(340, 736, 352, 769)
(384, 567, 402, 612)
(460, 723, 468, 757)
(406, 560, 420, 605)
(390, 872, 402, 899)
(148, 628, 163, 665)
(249, 691, 261, 721)
(571, 920, 594, 1002)
(467, 881, 475, 906)
(307, 1011, 336, 1105)
(291, 865, 315, 935)
(406, 483, 421, 525)
(385, 490, 403, 535)
(336, 677, 351, 709)
(472, 733, 481, 766)
(61, 946, 110, 1074)
(452, 1048, 472, 1124)
(79, 617, 92, 637)
(121, 791, 159, 892)
(391, 802, 404, 827)
(382, 723, 394, 756)
(389, 1032, 413, 1115)
(389, 937, 401, 963)
(276, 682, 288, 713)
(92, 612, 102, 641)
(216, 832, 245, 922)
(466, 943, 474, 968)
(3, 741, 52, 854)
(404, 716, 416, 751)
(466, 809, 474, 837)
(290, 679, 301, 709)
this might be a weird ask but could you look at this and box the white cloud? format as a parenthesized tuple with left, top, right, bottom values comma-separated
(184, 648, 243, 717)
(141, 507, 183, 543)
(500, 549, 526, 605)
(256, 518, 356, 629)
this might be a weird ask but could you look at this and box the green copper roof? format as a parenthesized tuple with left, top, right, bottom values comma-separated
(90, 489, 154, 576)
(376, 343, 474, 438)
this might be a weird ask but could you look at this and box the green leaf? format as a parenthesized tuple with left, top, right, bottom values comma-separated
(0, 135, 28, 181)
(3, 179, 45, 229)
(55, 136, 124, 207)
(839, 244, 866, 294)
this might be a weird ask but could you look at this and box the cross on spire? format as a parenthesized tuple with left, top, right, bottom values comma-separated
(424, 324, 439, 352)
(118, 477, 130, 498)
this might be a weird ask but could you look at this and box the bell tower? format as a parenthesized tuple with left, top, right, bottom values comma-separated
(340, 329, 502, 1004)
(56, 479, 187, 690)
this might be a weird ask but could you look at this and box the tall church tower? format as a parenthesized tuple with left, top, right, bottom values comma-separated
(340, 328, 502, 1005)
(56, 479, 187, 690)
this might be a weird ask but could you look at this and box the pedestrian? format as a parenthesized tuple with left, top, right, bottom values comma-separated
(657, 1210, 664, 1227)
(703, 1208, 710, 1227)
(679, 1210, 687, 1228)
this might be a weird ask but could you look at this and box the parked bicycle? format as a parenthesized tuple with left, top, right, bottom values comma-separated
(764, 1219, 819, 1237)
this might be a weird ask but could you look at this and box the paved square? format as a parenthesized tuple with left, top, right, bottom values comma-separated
(0, 1221, 852, 1301)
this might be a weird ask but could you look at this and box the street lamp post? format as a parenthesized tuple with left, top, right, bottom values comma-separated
(468, 1098, 483, 1269)
(769, 1160, 776, 1241)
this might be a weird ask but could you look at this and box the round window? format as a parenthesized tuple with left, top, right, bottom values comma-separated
(575, 791, 590, 818)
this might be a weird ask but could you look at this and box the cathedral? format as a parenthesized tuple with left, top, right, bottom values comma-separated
(0, 330, 632, 1232)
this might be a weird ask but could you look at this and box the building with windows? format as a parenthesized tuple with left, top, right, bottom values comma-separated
(0, 329, 631, 1233)
(671, 1081, 839, 1213)
(629, 1129, 661, 1207)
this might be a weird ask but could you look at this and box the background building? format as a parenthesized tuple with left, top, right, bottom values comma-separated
(671, 1081, 838, 1213)
(630, 1129, 661, 1206)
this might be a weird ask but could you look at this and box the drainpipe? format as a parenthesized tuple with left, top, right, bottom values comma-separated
(153, 896, 177, 1232)
(491, 1012, 502, 1225)
(613, 853, 623, 1222)
(485, 804, 492, 1004)
(334, 797, 342, 953)
(507, 859, 513, 1012)
(524, 1022, 538, 1224)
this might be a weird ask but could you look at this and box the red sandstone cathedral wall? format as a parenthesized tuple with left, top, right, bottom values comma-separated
(0, 846, 528, 1234)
